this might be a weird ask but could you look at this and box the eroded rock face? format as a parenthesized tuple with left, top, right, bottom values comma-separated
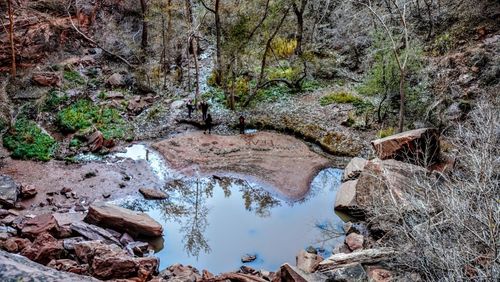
(0, 175, 18, 208)
(371, 128, 440, 166)
(85, 201, 163, 238)
(0, 249, 98, 282)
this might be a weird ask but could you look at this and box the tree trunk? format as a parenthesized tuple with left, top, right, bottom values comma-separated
(292, 0, 307, 55)
(398, 70, 405, 132)
(140, 0, 148, 50)
(7, 0, 16, 77)
(214, 0, 222, 86)
(185, 0, 200, 102)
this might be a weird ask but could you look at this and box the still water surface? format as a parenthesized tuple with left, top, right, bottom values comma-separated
(112, 144, 345, 274)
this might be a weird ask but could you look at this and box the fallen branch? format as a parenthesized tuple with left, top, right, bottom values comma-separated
(318, 248, 397, 270)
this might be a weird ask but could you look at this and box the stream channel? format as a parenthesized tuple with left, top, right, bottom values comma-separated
(103, 143, 345, 274)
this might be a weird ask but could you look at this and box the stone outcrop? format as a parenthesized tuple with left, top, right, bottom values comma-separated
(85, 201, 163, 238)
(0, 175, 18, 208)
(371, 128, 440, 166)
(0, 249, 98, 282)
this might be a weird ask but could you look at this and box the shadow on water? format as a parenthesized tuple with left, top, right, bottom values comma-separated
(116, 167, 345, 274)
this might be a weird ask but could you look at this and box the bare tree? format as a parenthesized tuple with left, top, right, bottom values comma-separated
(184, 0, 200, 102)
(359, 0, 411, 132)
(140, 0, 149, 50)
(200, 0, 222, 86)
(6, 0, 16, 77)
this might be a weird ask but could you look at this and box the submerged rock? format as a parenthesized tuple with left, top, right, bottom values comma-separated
(241, 254, 257, 263)
(85, 201, 163, 238)
(139, 188, 168, 200)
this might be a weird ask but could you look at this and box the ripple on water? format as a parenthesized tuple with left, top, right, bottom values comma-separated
(115, 160, 345, 274)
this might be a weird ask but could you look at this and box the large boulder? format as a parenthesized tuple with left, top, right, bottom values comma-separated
(0, 249, 98, 281)
(0, 175, 19, 208)
(342, 157, 368, 181)
(334, 158, 426, 218)
(84, 201, 163, 238)
(371, 128, 440, 166)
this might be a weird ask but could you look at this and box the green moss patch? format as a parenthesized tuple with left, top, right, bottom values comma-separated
(57, 99, 130, 140)
(320, 91, 363, 106)
(3, 119, 57, 161)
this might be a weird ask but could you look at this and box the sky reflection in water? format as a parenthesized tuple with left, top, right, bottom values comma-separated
(119, 167, 344, 274)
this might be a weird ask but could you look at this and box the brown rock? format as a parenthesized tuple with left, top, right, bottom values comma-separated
(277, 263, 327, 281)
(342, 157, 368, 181)
(366, 267, 393, 282)
(88, 131, 104, 152)
(2, 239, 18, 253)
(21, 214, 60, 239)
(32, 72, 62, 87)
(371, 128, 440, 166)
(9, 238, 31, 252)
(107, 73, 125, 87)
(139, 188, 168, 200)
(20, 184, 38, 199)
(296, 250, 323, 273)
(345, 233, 364, 251)
(158, 263, 201, 281)
(91, 251, 137, 279)
(53, 213, 85, 238)
(85, 201, 163, 238)
(21, 233, 65, 265)
(136, 257, 159, 281)
(47, 259, 88, 275)
(334, 180, 360, 216)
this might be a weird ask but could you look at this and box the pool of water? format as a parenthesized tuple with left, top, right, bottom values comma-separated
(109, 144, 345, 274)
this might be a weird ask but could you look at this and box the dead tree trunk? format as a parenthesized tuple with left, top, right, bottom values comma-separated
(185, 0, 200, 102)
(140, 0, 148, 50)
(7, 0, 16, 77)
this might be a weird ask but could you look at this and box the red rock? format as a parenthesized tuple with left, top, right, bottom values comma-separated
(47, 259, 88, 275)
(20, 184, 38, 199)
(136, 257, 159, 281)
(3, 237, 31, 253)
(21, 214, 60, 239)
(88, 131, 104, 152)
(2, 239, 18, 253)
(32, 72, 62, 87)
(371, 128, 440, 166)
(345, 233, 364, 251)
(85, 201, 163, 238)
(21, 233, 65, 265)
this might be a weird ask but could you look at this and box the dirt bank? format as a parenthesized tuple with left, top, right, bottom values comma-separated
(0, 155, 163, 215)
(153, 131, 331, 200)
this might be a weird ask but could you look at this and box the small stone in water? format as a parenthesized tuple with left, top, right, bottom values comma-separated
(306, 246, 318, 254)
(102, 193, 111, 199)
(241, 254, 257, 263)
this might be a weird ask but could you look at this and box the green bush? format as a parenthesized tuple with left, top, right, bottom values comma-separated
(320, 91, 363, 106)
(42, 90, 68, 112)
(57, 99, 129, 140)
(3, 119, 57, 161)
(63, 70, 85, 86)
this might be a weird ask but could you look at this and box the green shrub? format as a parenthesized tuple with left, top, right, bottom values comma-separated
(320, 91, 363, 106)
(3, 119, 57, 161)
(57, 99, 129, 140)
(63, 70, 85, 85)
(256, 84, 290, 103)
(42, 90, 68, 112)
(377, 127, 395, 138)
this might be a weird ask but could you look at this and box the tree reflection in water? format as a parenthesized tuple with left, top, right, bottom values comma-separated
(156, 176, 282, 258)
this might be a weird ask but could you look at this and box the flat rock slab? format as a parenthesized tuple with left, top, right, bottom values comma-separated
(153, 132, 331, 200)
(139, 188, 168, 200)
(85, 201, 163, 238)
(0, 175, 18, 208)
